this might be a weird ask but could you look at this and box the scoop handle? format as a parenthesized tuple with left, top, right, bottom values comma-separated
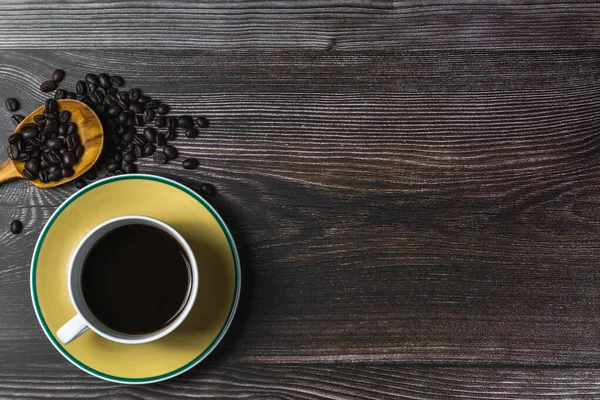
(0, 159, 21, 185)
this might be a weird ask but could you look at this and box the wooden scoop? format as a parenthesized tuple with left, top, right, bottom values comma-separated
(0, 100, 103, 188)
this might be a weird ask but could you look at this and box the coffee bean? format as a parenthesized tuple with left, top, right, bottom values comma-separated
(11, 114, 24, 127)
(10, 220, 23, 234)
(177, 115, 193, 128)
(87, 81, 98, 94)
(123, 152, 136, 163)
(133, 134, 147, 147)
(8, 133, 21, 145)
(111, 75, 124, 87)
(123, 163, 137, 173)
(114, 169, 124, 175)
(77, 95, 88, 103)
(84, 170, 97, 180)
(5, 98, 19, 112)
(106, 162, 120, 172)
(156, 133, 167, 146)
(129, 101, 145, 114)
(145, 100, 160, 109)
(58, 123, 68, 136)
(20, 124, 38, 140)
(134, 115, 144, 126)
(166, 116, 176, 128)
(48, 150, 62, 165)
(48, 165, 61, 175)
(143, 108, 155, 123)
(156, 104, 169, 115)
(143, 127, 157, 143)
(117, 91, 129, 103)
(90, 91, 104, 104)
(66, 134, 79, 150)
(122, 132, 134, 143)
(67, 123, 77, 135)
(155, 116, 166, 128)
(61, 151, 75, 166)
(143, 143, 156, 156)
(105, 87, 119, 99)
(40, 80, 56, 92)
(153, 152, 167, 164)
(117, 112, 129, 124)
(29, 137, 43, 147)
(200, 183, 216, 196)
(45, 99, 58, 112)
(45, 120, 59, 134)
(196, 117, 209, 128)
(132, 144, 142, 158)
(49, 171, 62, 181)
(7, 144, 19, 160)
(33, 114, 46, 125)
(18, 152, 30, 162)
(54, 89, 67, 100)
(163, 145, 178, 159)
(52, 69, 65, 83)
(46, 138, 64, 150)
(75, 178, 87, 189)
(75, 144, 84, 158)
(65, 92, 77, 100)
(138, 95, 150, 105)
(22, 169, 35, 180)
(185, 128, 198, 138)
(107, 106, 121, 117)
(76, 80, 87, 95)
(85, 73, 100, 86)
(182, 158, 198, 170)
(105, 172, 115, 178)
(61, 166, 74, 177)
(129, 88, 141, 102)
(98, 73, 112, 89)
(59, 110, 71, 124)
(44, 109, 59, 120)
(25, 158, 41, 173)
(165, 128, 176, 141)
(39, 170, 49, 183)
(114, 152, 123, 163)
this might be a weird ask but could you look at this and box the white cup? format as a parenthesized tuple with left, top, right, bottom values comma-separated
(56, 215, 199, 345)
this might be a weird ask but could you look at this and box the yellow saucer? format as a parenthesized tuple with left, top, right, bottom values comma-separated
(30, 174, 241, 384)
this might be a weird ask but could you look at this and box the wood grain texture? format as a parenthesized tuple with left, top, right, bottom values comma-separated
(0, 1, 600, 51)
(3, 362, 600, 399)
(1, 49, 600, 368)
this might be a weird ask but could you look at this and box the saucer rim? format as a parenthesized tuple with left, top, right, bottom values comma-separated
(30, 174, 241, 384)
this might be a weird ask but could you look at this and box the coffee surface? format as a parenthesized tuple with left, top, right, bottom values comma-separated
(81, 224, 191, 335)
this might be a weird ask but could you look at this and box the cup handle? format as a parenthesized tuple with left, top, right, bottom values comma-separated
(57, 314, 89, 344)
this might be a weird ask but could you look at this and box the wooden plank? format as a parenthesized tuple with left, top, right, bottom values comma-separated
(1, 49, 600, 369)
(2, 362, 600, 399)
(0, 2, 598, 50)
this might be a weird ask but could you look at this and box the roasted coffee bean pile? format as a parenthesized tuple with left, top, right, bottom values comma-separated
(6, 70, 209, 187)
(7, 99, 82, 183)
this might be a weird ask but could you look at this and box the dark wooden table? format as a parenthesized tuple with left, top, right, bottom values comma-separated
(1, 1, 600, 398)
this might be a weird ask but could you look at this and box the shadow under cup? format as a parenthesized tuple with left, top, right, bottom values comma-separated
(67, 215, 199, 344)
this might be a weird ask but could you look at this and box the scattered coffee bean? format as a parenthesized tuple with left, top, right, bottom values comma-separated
(85, 74, 100, 86)
(86, 81, 98, 94)
(129, 88, 140, 102)
(105, 171, 114, 178)
(138, 95, 151, 105)
(182, 158, 198, 170)
(156, 104, 169, 115)
(134, 115, 144, 126)
(52, 69, 65, 83)
(111, 76, 124, 87)
(134, 145, 144, 158)
(143, 143, 156, 156)
(66, 92, 77, 99)
(123, 152, 136, 163)
(106, 162, 120, 172)
(76, 80, 87, 95)
(165, 128, 176, 141)
(54, 89, 67, 100)
(196, 117, 209, 128)
(114, 152, 123, 163)
(143, 108, 155, 122)
(40, 80, 56, 92)
(84, 169, 97, 180)
(156, 133, 167, 146)
(145, 100, 160, 109)
(98, 73, 112, 89)
(5, 98, 18, 112)
(163, 145, 178, 159)
(200, 183, 216, 196)
(123, 163, 137, 173)
(75, 178, 87, 189)
(185, 128, 198, 138)
(11, 114, 24, 127)
(153, 152, 167, 164)
(143, 127, 157, 143)
(166, 116, 176, 128)
(10, 220, 23, 234)
(61, 166, 74, 177)
(129, 101, 145, 114)
(177, 115, 193, 128)
(155, 116, 166, 128)
(133, 134, 147, 147)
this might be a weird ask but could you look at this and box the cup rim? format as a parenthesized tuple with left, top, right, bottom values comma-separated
(67, 215, 199, 344)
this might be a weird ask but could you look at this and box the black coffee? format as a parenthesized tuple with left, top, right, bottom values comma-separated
(81, 224, 191, 335)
